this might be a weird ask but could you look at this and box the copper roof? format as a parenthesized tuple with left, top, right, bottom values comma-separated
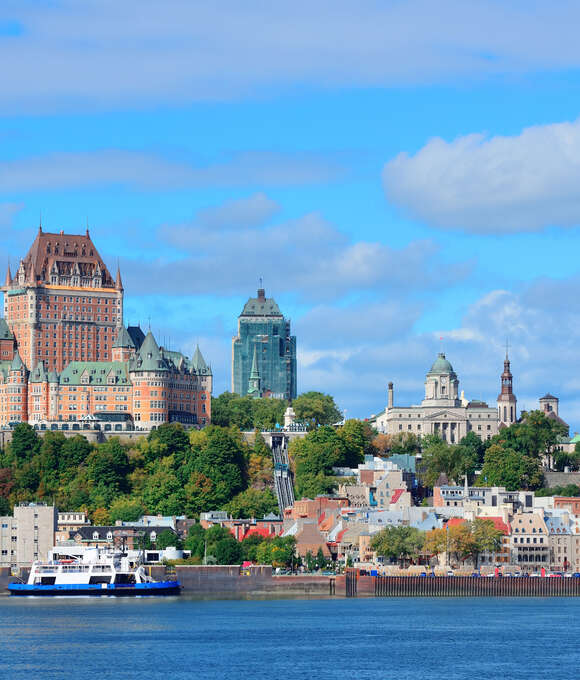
(19, 228, 115, 287)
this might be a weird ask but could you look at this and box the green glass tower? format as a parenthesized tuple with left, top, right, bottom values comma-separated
(232, 288, 297, 400)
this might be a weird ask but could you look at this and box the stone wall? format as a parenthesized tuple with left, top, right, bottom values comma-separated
(544, 472, 580, 488)
(175, 565, 332, 595)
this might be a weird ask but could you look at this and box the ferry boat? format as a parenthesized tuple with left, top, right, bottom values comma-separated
(8, 546, 180, 596)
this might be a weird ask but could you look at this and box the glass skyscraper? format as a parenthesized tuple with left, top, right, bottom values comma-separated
(232, 288, 297, 400)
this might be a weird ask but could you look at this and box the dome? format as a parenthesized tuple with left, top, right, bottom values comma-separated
(428, 352, 455, 375)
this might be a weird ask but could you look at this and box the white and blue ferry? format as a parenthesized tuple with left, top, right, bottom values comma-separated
(8, 546, 180, 596)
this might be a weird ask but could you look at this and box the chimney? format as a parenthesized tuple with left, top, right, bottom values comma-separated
(257, 288, 266, 302)
(387, 382, 394, 410)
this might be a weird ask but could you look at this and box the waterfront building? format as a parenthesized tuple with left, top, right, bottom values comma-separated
(372, 352, 503, 443)
(0, 503, 57, 568)
(232, 287, 296, 400)
(0, 227, 212, 428)
(509, 512, 550, 569)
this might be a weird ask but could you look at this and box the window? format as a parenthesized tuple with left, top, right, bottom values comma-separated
(92, 532, 99, 540)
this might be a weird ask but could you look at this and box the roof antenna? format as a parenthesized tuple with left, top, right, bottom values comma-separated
(39, 210, 42, 233)
(439, 335, 443, 354)
(86, 216, 90, 237)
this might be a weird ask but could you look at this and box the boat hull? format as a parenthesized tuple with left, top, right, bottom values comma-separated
(8, 581, 181, 596)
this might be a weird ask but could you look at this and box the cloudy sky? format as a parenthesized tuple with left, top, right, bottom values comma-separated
(2, 1, 580, 428)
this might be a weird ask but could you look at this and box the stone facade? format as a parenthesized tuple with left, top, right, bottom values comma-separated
(373, 352, 501, 443)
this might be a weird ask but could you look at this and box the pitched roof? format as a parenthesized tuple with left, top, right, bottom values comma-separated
(0, 318, 14, 340)
(59, 361, 130, 386)
(240, 288, 282, 318)
(132, 331, 170, 372)
(191, 345, 209, 372)
(113, 326, 135, 349)
(30, 361, 48, 383)
(10, 351, 25, 371)
(18, 228, 115, 287)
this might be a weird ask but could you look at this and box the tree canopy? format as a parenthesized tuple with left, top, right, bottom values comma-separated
(370, 526, 424, 564)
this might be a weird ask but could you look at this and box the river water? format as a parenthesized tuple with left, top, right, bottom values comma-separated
(1, 596, 578, 679)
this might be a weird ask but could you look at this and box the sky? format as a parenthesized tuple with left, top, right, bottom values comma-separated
(2, 1, 580, 429)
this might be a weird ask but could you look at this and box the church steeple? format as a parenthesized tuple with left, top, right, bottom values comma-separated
(497, 344, 517, 426)
(247, 344, 261, 398)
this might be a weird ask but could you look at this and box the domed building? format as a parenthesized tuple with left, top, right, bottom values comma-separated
(373, 352, 501, 443)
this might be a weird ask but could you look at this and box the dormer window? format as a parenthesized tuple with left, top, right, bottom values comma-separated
(92, 531, 99, 540)
(106, 531, 113, 541)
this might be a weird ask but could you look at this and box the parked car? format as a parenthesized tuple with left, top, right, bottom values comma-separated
(446, 570, 454, 577)
(470, 572, 481, 577)
(572, 573, 580, 578)
(530, 573, 540, 578)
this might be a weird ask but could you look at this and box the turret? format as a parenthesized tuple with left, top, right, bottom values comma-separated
(497, 348, 517, 426)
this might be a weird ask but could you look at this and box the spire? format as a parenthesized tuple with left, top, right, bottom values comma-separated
(4, 262, 12, 287)
(247, 345, 261, 397)
(192, 344, 208, 371)
(113, 326, 135, 349)
(115, 262, 123, 291)
(250, 344, 259, 379)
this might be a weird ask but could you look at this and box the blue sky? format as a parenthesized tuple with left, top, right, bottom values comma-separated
(2, 1, 580, 429)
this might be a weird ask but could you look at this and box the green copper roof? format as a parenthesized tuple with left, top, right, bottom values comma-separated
(0, 318, 14, 340)
(427, 352, 456, 376)
(113, 326, 135, 349)
(191, 345, 208, 372)
(0, 360, 12, 379)
(10, 351, 24, 371)
(240, 289, 282, 318)
(133, 331, 170, 372)
(60, 361, 130, 386)
(48, 371, 59, 383)
(30, 361, 48, 383)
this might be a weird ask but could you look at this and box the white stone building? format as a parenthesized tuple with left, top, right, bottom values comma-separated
(372, 352, 501, 443)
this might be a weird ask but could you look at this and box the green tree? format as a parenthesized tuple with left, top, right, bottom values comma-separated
(183, 524, 206, 559)
(109, 497, 146, 523)
(190, 426, 247, 507)
(156, 529, 182, 550)
(337, 419, 375, 467)
(370, 526, 425, 566)
(290, 425, 349, 497)
(420, 439, 477, 487)
(241, 534, 267, 562)
(148, 423, 191, 467)
(389, 432, 421, 456)
(292, 391, 342, 429)
(225, 488, 278, 519)
(214, 537, 242, 565)
(9, 423, 40, 463)
(472, 518, 504, 569)
(60, 435, 93, 472)
(480, 444, 543, 490)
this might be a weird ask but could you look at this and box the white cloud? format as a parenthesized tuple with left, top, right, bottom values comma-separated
(3, 1, 580, 111)
(194, 193, 280, 230)
(131, 210, 472, 300)
(383, 118, 580, 233)
(0, 202, 24, 227)
(0, 150, 342, 192)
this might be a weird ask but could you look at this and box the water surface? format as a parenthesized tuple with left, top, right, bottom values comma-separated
(0, 596, 577, 679)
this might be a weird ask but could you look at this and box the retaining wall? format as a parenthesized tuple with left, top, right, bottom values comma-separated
(338, 572, 580, 597)
(175, 565, 332, 595)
